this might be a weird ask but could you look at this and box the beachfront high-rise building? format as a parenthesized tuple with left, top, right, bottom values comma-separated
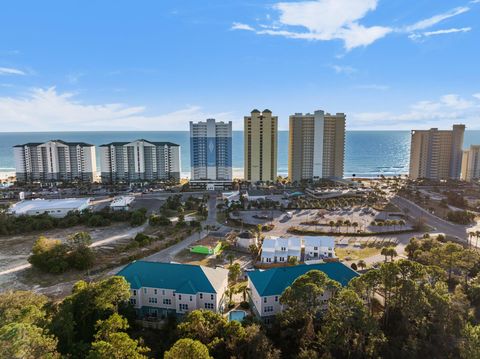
(99, 140, 180, 183)
(13, 140, 96, 183)
(409, 124, 465, 180)
(288, 110, 346, 183)
(461, 145, 480, 183)
(189, 119, 232, 181)
(244, 109, 278, 183)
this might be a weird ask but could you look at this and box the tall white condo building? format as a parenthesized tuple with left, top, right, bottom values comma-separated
(288, 110, 346, 183)
(190, 119, 232, 181)
(13, 140, 96, 183)
(99, 139, 180, 183)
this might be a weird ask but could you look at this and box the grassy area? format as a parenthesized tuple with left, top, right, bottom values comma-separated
(335, 247, 381, 261)
(173, 248, 225, 267)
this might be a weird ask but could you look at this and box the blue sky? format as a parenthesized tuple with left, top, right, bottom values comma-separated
(0, 0, 479, 131)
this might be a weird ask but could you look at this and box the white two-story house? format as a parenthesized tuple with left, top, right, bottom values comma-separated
(260, 237, 302, 264)
(117, 261, 229, 318)
(247, 262, 358, 322)
(303, 236, 335, 260)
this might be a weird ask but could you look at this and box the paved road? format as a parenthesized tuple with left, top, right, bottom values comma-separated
(391, 195, 470, 241)
(143, 230, 208, 263)
(143, 193, 223, 263)
(206, 193, 218, 225)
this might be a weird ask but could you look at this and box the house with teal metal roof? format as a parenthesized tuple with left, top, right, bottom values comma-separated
(247, 262, 358, 320)
(117, 261, 229, 318)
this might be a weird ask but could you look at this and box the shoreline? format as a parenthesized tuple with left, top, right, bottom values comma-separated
(0, 170, 408, 182)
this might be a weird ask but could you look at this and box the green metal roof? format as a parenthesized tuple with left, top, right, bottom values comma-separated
(248, 262, 358, 297)
(117, 261, 217, 294)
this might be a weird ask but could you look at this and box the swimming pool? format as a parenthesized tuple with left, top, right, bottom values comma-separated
(228, 310, 247, 322)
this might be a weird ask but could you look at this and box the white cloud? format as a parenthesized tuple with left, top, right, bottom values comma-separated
(332, 65, 357, 75)
(473, 93, 480, 100)
(423, 27, 471, 37)
(233, 0, 392, 50)
(0, 67, 26, 76)
(350, 93, 480, 129)
(404, 7, 469, 32)
(231, 22, 255, 31)
(409, 27, 471, 40)
(232, 2, 472, 49)
(0, 87, 234, 131)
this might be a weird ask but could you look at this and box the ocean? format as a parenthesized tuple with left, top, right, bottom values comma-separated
(1, 131, 480, 178)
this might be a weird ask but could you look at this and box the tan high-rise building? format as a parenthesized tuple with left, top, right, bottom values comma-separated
(409, 124, 465, 180)
(288, 111, 345, 183)
(244, 109, 278, 182)
(461, 145, 480, 182)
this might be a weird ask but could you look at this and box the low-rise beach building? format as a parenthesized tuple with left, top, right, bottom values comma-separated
(303, 236, 335, 260)
(117, 261, 229, 318)
(260, 237, 302, 264)
(247, 262, 358, 321)
(8, 198, 91, 218)
(110, 196, 135, 211)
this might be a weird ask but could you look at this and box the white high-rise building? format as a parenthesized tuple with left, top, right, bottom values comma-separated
(13, 140, 96, 183)
(190, 119, 232, 181)
(99, 139, 180, 183)
(288, 110, 346, 183)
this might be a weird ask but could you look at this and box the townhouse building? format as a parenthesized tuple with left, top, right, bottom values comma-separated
(117, 261, 229, 318)
(260, 237, 302, 264)
(247, 262, 358, 321)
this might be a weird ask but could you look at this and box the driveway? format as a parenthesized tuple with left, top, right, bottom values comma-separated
(143, 230, 208, 263)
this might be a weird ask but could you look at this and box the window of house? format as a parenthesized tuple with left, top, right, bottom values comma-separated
(264, 306, 274, 313)
(200, 293, 203, 299)
(179, 304, 189, 311)
(275, 296, 278, 302)
(143, 288, 147, 294)
(162, 290, 165, 295)
(263, 297, 267, 303)
(129, 298, 136, 305)
(190, 296, 193, 301)
(314, 246, 318, 250)
(211, 294, 214, 300)
(178, 294, 182, 300)
(154, 289, 157, 295)
(204, 303, 214, 310)
(133, 290, 137, 296)
(148, 297, 157, 304)
(163, 298, 172, 305)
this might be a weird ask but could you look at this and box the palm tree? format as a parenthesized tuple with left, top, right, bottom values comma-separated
(381, 247, 390, 263)
(237, 284, 251, 302)
(226, 253, 235, 265)
(357, 259, 367, 271)
(344, 219, 351, 233)
(329, 220, 335, 232)
(228, 263, 241, 283)
(468, 231, 475, 248)
(352, 221, 359, 233)
(475, 231, 480, 249)
(388, 248, 397, 261)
